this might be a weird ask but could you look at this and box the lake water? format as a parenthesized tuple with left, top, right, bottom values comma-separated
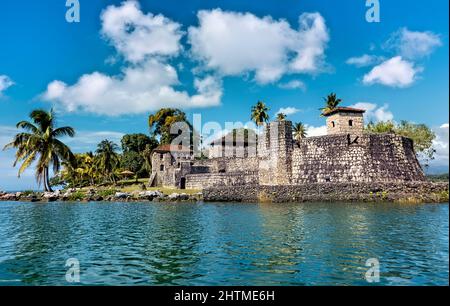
(0, 201, 448, 286)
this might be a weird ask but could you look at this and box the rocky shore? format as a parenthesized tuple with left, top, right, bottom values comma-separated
(0, 189, 203, 203)
(1, 181, 448, 204)
(203, 182, 450, 204)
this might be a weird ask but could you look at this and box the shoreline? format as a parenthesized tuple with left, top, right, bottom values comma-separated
(1, 181, 448, 204)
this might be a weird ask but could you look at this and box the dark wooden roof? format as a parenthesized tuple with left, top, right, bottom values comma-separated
(323, 107, 366, 116)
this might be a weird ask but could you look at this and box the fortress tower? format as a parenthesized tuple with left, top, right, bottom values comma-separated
(258, 120, 293, 185)
(323, 107, 365, 135)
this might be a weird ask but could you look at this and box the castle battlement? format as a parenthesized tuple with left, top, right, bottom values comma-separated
(150, 113, 426, 190)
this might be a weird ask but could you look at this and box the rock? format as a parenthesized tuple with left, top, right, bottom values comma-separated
(115, 192, 131, 199)
(0, 193, 17, 201)
(167, 193, 189, 201)
(43, 191, 60, 202)
(138, 190, 164, 200)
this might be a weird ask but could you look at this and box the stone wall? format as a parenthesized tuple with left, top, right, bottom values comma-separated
(291, 133, 425, 184)
(326, 112, 364, 135)
(186, 172, 259, 189)
(203, 182, 449, 203)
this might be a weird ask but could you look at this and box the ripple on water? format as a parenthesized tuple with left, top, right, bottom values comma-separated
(0, 201, 448, 285)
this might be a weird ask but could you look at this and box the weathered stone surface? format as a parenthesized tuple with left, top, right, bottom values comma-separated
(203, 182, 449, 203)
(150, 119, 428, 196)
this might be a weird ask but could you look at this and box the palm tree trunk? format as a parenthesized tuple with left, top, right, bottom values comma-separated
(42, 168, 48, 192)
(45, 167, 53, 192)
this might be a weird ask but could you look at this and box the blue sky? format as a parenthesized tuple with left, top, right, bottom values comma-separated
(0, 0, 448, 190)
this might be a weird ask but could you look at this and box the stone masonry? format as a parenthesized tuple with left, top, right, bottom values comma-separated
(150, 107, 429, 195)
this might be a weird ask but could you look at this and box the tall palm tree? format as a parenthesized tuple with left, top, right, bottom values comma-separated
(95, 139, 120, 184)
(276, 113, 287, 121)
(3, 109, 75, 192)
(293, 122, 307, 141)
(320, 93, 342, 116)
(251, 101, 270, 126)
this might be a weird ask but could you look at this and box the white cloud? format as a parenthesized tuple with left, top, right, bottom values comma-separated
(305, 124, 327, 137)
(429, 123, 449, 168)
(188, 9, 329, 84)
(276, 107, 301, 116)
(43, 60, 222, 116)
(278, 80, 306, 90)
(43, 2, 222, 116)
(100, 0, 183, 63)
(0, 75, 14, 95)
(362, 56, 422, 88)
(350, 102, 394, 123)
(345, 54, 384, 67)
(384, 28, 442, 60)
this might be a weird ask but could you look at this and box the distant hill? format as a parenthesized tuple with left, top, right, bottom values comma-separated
(426, 173, 449, 182)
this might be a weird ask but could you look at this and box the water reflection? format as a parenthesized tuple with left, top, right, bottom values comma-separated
(0, 201, 448, 286)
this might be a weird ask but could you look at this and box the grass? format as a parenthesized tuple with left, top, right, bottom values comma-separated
(78, 180, 200, 196)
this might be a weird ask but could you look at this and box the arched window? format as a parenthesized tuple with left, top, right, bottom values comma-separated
(160, 165, 164, 171)
(331, 121, 335, 127)
(349, 120, 353, 126)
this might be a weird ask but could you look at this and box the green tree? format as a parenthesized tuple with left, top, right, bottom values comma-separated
(365, 120, 395, 133)
(121, 133, 157, 153)
(95, 139, 120, 184)
(121, 151, 145, 176)
(251, 101, 270, 126)
(3, 109, 75, 191)
(365, 120, 436, 167)
(320, 93, 342, 116)
(276, 113, 287, 121)
(148, 108, 193, 145)
(293, 122, 307, 141)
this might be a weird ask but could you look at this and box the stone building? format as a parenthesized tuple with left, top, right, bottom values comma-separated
(324, 107, 365, 135)
(208, 128, 257, 158)
(150, 107, 426, 190)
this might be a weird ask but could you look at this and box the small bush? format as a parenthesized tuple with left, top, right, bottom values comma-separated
(97, 189, 117, 198)
(67, 191, 86, 201)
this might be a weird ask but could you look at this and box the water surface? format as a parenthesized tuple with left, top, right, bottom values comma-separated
(0, 201, 448, 285)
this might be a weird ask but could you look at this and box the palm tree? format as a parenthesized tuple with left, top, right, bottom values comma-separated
(320, 93, 342, 116)
(251, 101, 270, 126)
(3, 109, 75, 192)
(95, 139, 120, 184)
(276, 113, 287, 121)
(293, 122, 307, 141)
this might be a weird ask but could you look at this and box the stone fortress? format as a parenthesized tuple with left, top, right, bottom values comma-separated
(149, 106, 428, 201)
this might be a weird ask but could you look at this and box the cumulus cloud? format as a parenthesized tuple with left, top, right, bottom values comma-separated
(305, 124, 327, 137)
(276, 107, 301, 116)
(362, 56, 422, 88)
(188, 9, 329, 84)
(278, 80, 306, 90)
(350, 28, 441, 88)
(350, 102, 394, 123)
(384, 28, 442, 60)
(345, 54, 384, 67)
(43, 1, 222, 116)
(429, 123, 449, 168)
(43, 60, 222, 116)
(100, 0, 183, 63)
(0, 75, 14, 95)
